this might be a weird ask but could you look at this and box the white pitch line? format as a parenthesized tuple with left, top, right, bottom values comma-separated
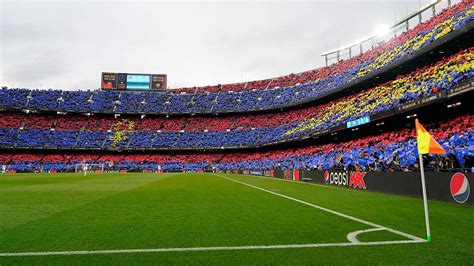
(0, 240, 424, 257)
(229, 173, 352, 191)
(214, 174, 425, 242)
(346, 228, 386, 243)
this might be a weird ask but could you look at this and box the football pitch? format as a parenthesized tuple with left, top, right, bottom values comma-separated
(0, 172, 472, 265)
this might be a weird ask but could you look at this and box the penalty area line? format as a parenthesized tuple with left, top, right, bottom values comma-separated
(214, 174, 425, 242)
(0, 240, 425, 257)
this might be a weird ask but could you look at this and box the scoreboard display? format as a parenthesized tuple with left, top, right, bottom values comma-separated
(101, 72, 167, 90)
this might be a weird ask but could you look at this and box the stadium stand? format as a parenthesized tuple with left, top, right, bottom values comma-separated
(0, 47, 473, 149)
(0, 114, 471, 172)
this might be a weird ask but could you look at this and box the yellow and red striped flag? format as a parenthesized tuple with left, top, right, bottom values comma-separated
(415, 119, 446, 155)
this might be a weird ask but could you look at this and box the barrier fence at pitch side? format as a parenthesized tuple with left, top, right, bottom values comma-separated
(234, 169, 473, 205)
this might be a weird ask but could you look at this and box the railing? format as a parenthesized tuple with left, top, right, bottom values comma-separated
(321, 0, 454, 66)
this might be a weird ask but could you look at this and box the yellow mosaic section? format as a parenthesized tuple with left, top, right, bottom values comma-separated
(285, 49, 474, 136)
(109, 119, 136, 148)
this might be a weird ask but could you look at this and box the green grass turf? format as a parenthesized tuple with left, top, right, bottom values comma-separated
(0, 172, 472, 265)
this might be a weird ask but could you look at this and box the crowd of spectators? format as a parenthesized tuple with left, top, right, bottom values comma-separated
(0, 47, 472, 149)
(1, 1, 472, 115)
(1, 114, 471, 172)
(284, 47, 474, 137)
(216, 115, 474, 172)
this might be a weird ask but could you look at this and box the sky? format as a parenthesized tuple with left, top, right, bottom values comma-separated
(0, 0, 452, 90)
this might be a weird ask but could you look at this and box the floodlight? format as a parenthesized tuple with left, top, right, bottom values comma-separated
(374, 24, 391, 37)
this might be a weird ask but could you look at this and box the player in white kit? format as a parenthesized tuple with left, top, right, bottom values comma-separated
(83, 163, 88, 176)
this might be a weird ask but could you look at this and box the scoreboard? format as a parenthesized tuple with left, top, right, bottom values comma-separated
(101, 72, 167, 91)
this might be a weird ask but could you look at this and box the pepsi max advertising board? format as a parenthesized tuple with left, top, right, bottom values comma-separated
(300, 170, 473, 205)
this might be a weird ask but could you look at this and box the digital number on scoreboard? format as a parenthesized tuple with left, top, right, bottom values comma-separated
(101, 72, 167, 91)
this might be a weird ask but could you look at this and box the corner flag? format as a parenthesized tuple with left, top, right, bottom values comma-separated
(415, 119, 446, 155)
(415, 118, 446, 243)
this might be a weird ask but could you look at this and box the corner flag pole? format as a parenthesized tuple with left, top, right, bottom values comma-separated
(418, 153, 431, 243)
(415, 118, 445, 243)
